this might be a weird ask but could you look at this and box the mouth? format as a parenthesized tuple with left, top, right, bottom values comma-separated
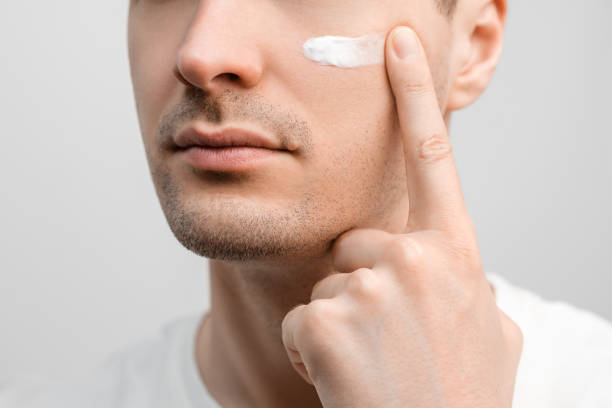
(173, 125, 291, 172)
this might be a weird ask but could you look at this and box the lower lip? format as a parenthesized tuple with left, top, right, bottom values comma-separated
(178, 146, 283, 171)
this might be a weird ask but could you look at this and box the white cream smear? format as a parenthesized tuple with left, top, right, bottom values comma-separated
(302, 34, 385, 68)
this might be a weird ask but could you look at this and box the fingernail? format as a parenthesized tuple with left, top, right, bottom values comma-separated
(392, 27, 421, 59)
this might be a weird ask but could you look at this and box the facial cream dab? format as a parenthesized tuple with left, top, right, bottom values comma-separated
(302, 34, 385, 68)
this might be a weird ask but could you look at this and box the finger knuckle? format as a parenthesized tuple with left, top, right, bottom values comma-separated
(300, 300, 341, 340)
(401, 68, 435, 97)
(402, 80, 434, 99)
(385, 236, 424, 270)
(347, 268, 381, 301)
(418, 133, 453, 164)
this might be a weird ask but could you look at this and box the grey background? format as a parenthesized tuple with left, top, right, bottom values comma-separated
(1, 1, 610, 380)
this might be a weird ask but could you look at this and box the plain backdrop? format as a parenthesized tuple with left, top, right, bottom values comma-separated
(1, 1, 610, 381)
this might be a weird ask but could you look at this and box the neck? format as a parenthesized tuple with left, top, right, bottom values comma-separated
(196, 256, 335, 408)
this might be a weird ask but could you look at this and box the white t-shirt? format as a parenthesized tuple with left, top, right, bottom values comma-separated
(1, 273, 611, 407)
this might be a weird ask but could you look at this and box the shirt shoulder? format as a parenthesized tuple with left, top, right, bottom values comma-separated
(487, 273, 612, 407)
(0, 313, 220, 408)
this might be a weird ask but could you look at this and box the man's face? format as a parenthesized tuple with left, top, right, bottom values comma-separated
(127, 0, 454, 262)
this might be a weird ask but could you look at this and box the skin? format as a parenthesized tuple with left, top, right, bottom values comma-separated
(127, 0, 516, 406)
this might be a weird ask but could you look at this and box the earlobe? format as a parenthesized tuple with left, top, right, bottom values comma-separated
(446, 0, 507, 112)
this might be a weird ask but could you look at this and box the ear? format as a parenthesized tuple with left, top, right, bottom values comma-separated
(445, 0, 507, 111)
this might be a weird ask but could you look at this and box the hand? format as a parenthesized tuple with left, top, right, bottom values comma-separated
(281, 26, 523, 408)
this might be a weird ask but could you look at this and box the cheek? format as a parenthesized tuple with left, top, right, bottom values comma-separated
(274, 53, 400, 216)
(315, 69, 396, 188)
(304, 64, 397, 173)
(128, 13, 186, 148)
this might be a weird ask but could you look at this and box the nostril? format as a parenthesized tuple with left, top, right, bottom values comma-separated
(173, 66, 192, 87)
(219, 72, 240, 82)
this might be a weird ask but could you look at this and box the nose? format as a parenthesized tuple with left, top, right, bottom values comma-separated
(175, 2, 264, 93)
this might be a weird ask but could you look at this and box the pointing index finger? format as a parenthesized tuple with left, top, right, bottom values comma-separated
(385, 26, 470, 234)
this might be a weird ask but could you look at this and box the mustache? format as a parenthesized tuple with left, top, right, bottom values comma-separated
(157, 87, 313, 153)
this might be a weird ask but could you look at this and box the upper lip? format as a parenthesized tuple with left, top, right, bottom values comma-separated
(174, 125, 286, 151)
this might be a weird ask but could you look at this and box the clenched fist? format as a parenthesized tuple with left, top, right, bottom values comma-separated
(281, 26, 523, 408)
